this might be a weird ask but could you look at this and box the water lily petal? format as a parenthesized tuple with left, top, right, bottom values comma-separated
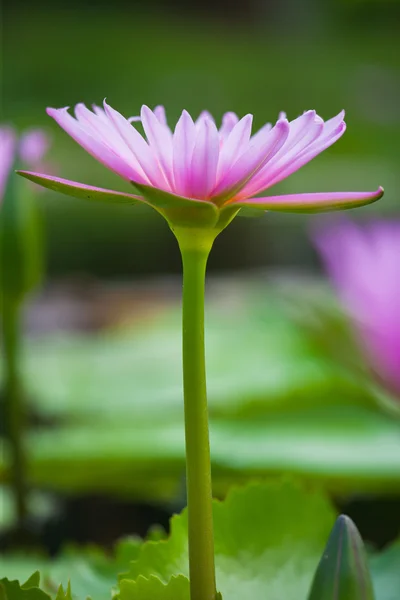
(214, 119, 290, 200)
(141, 105, 174, 189)
(189, 117, 220, 198)
(232, 187, 384, 212)
(172, 110, 197, 197)
(103, 100, 168, 189)
(47, 107, 148, 184)
(239, 111, 325, 198)
(19, 130, 50, 165)
(216, 114, 253, 181)
(0, 127, 17, 201)
(262, 111, 346, 190)
(153, 105, 168, 126)
(219, 112, 240, 142)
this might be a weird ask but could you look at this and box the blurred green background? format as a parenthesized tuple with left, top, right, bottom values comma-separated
(3, 0, 399, 277)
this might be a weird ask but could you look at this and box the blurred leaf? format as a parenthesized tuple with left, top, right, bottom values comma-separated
(122, 480, 335, 600)
(0, 538, 141, 600)
(370, 539, 400, 600)
(10, 286, 385, 424)
(54, 584, 72, 600)
(0, 574, 50, 600)
(1, 494, 399, 600)
(0, 283, 399, 499)
(0, 486, 59, 531)
(0, 405, 395, 501)
(307, 515, 375, 600)
(119, 575, 189, 600)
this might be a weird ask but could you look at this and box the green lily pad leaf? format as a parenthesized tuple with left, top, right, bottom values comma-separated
(1, 282, 399, 500)
(20, 575, 40, 590)
(123, 480, 336, 600)
(0, 574, 51, 600)
(0, 538, 142, 600)
(370, 539, 400, 600)
(55, 583, 72, 600)
(119, 575, 189, 600)
(16, 172, 142, 207)
(130, 182, 219, 228)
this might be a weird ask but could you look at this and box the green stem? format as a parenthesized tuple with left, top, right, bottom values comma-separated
(2, 300, 27, 526)
(176, 228, 217, 600)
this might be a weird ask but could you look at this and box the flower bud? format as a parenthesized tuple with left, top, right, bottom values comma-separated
(308, 515, 375, 600)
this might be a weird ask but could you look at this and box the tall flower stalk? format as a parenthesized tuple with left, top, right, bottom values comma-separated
(18, 102, 383, 598)
(176, 228, 218, 600)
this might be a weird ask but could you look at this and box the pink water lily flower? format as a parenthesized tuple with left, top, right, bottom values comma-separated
(0, 126, 51, 204)
(18, 103, 383, 230)
(315, 221, 400, 397)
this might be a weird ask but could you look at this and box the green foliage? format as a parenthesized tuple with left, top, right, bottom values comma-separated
(308, 515, 375, 600)
(0, 170, 43, 306)
(119, 575, 189, 600)
(0, 573, 50, 600)
(122, 481, 335, 600)
(370, 539, 400, 600)
(0, 283, 399, 500)
(1, 483, 400, 600)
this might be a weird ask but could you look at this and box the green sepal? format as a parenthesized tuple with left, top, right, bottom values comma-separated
(0, 166, 44, 306)
(307, 514, 375, 600)
(130, 182, 219, 229)
(16, 172, 141, 207)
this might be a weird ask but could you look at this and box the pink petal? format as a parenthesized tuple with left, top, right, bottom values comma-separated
(103, 100, 168, 189)
(172, 110, 196, 197)
(213, 119, 290, 200)
(0, 127, 17, 201)
(91, 104, 110, 124)
(75, 103, 144, 171)
(216, 114, 253, 181)
(189, 116, 220, 199)
(47, 106, 148, 184)
(219, 112, 239, 142)
(264, 119, 346, 190)
(196, 110, 215, 125)
(249, 121, 272, 145)
(140, 105, 174, 190)
(232, 187, 384, 212)
(239, 111, 324, 198)
(154, 105, 168, 126)
(314, 220, 400, 394)
(19, 130, 50, 165)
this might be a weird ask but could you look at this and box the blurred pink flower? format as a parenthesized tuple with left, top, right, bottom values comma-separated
(19, 130, 51, 165)
(315, 221, 400, 396)
(18, 103, 382, 226)
(0, 128, 17, 202)
(0, 126, 52, 203)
